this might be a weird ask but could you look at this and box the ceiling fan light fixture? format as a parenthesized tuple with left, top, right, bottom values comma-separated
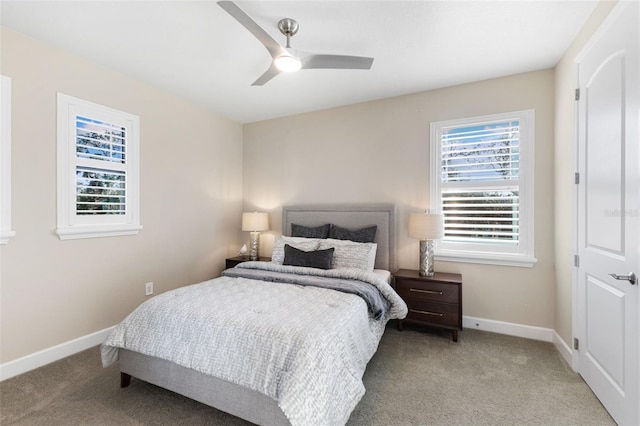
(274, 55, 301, 72)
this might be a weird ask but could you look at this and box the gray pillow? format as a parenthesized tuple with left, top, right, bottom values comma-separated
(318, 239, 376, 271)
(283, 244, 334, 269)
(291, 223, 330, 239)
(329, 224, 377, 243)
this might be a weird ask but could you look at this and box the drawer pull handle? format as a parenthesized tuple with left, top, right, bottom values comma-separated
(410, 309, 443, 317)
(410, 288, 443, 295)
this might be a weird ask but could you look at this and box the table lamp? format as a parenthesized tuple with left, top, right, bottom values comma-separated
(242, 212, 269, 260)
(408, 212, 444, 277)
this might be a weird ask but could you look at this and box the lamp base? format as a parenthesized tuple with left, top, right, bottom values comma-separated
(249, 231, 260, 261)
(418, 239, 435, 277)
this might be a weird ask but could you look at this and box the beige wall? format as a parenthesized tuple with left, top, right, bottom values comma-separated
(244, 70, 556, 329)
(553, 1, 618, 345)
(0, 28, 243, 363)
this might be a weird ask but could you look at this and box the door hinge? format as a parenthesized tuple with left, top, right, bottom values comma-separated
(575, 88, 580, 101)
(574, 254, 580, 267)
(574, 337, 579, 350)
(575, 172, 580, 184)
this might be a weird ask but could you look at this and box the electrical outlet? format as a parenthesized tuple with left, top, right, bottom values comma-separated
(145, 282, 153, 296)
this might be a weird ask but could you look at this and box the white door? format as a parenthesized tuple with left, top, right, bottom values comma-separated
(576, 1, 639, 425)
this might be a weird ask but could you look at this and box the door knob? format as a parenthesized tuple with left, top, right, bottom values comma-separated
(609, 272, 637, 285)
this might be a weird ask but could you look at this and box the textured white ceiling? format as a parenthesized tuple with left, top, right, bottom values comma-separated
(0, 0, 598, 123)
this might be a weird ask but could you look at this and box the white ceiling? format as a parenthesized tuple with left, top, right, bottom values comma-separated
(0, 0, 598, 123)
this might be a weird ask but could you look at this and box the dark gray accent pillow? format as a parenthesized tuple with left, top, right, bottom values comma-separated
(329, 224, 378, 243)
(291, 223, 331, 239)
(283, 244, 334, 269)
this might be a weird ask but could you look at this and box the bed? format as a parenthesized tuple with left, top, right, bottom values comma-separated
(101, 203, 406, 426)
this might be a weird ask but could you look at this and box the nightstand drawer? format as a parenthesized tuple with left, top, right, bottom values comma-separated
(395, 279, 459, 304)
(405, 299, 460, 328)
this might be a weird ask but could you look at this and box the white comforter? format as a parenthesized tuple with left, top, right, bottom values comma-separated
(101, 264, 407, 426)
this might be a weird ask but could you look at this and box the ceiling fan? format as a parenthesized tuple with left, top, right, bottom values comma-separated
(218, 1, 374, 86)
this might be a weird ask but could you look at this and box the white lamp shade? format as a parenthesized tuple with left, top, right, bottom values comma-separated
(242, 212, 269, 232)
(408, 213, 444, 240)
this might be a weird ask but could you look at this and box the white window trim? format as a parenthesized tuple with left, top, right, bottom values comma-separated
(56, 93, 141, 240)
(1, 75, 16, 244)
(430, 109, 537, 267)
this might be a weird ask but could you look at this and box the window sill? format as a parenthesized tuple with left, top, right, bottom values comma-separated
(435, 251, 537, 268)
(0, 230, 16, 244)
(56, 224, 142, 241)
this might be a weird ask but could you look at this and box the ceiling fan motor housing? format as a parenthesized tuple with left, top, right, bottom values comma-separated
(278, 18, 299, 36)
(278, 18, 298, 48)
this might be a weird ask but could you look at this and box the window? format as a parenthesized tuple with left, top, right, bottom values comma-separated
(56, 93, 141, 240)
(430, 110, 536, 267)
(1, 75, 15, 244)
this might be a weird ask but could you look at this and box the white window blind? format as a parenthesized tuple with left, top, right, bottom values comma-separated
(441, 120, 520, 246)
(430, 110, 536, 267)
(76, 167, 126, 215)
(57, 94, 141, 240)
(75, 116, 127, 216)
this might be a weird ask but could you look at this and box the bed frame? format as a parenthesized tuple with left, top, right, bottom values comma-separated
(118, 203, 396, 425)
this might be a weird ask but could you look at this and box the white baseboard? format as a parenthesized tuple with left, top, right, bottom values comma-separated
(463, 315, 554, 342)
(553, 331, 576, 371)
(0, 326, 115, 381)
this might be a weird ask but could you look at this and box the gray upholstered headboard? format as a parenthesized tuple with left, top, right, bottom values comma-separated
(282, 203, 397, 272)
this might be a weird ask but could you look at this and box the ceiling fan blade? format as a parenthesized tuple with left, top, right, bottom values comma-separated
(217, 1, 285, 59)
(251, 63, 281, 86)
(301, 54, 374, 70)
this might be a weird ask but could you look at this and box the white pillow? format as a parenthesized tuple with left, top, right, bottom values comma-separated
(271, 236, 321, 264)
(318, 238, 377, 271)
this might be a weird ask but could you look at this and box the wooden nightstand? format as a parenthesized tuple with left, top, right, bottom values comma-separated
(394, 269, 463, 342)
(225, 256, 271, 269)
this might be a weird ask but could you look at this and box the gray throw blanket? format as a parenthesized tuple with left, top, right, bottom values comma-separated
(223, 266, 390, 320)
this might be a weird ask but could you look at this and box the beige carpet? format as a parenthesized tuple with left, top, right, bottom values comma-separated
(1, 324, 615, 425)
